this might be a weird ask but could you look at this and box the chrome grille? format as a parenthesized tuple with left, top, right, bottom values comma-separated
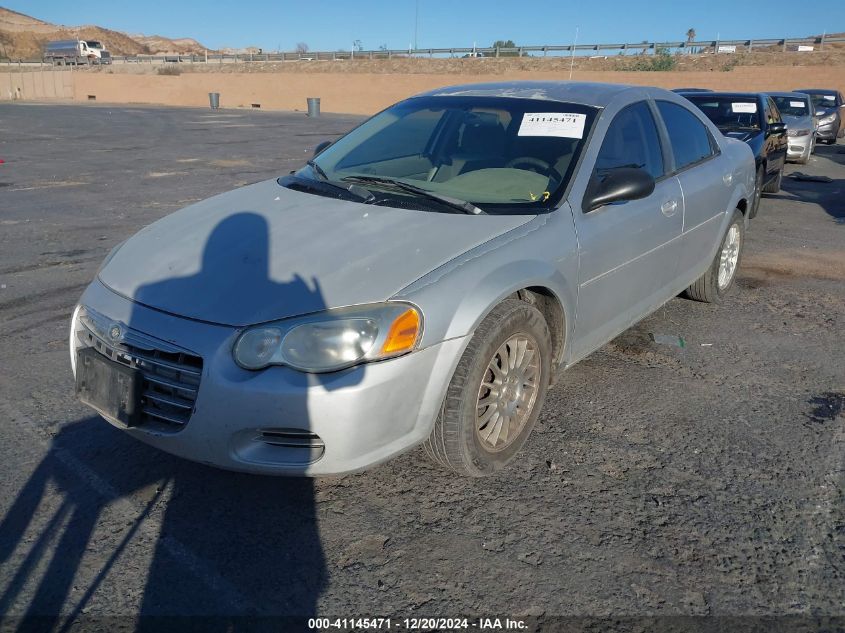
(74, 306, 203, 432)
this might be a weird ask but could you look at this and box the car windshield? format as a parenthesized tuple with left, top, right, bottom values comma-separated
(772, 96, 809, 117)
(803, 92, 837, 109)
(301, 96, 598, 214)
(684, 96, 760, 130)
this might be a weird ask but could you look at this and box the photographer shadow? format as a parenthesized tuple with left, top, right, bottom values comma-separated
(1, 211, 348, 631)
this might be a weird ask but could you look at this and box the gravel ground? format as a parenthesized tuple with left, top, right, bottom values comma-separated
(0, 104, 843, 632)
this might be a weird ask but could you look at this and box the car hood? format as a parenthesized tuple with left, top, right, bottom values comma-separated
(721, 129, 760, 143)
(98, 178, 534, 327)
(782, 114, 813, 130)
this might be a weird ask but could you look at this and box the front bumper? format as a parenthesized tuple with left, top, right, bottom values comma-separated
(74, 280, 466, 475)
(787, 138, 812, 160)
(816, 120, 840, 140)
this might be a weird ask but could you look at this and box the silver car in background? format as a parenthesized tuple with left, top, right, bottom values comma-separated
(769, 92, 817, 164)
(71, 81, 756, 477)
(795, 88, 845, 144)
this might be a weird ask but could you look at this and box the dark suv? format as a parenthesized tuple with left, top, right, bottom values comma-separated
(678, 92, 787, 218)
(794, 89, 845, 144)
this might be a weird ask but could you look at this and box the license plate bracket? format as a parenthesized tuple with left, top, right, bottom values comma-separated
(75, 347, 142, 427)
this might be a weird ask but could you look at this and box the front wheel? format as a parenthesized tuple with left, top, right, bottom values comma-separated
(762, 166, 783, 194)
(748, 167, 764, 219)
(684, 209, 745, 303)
(423, 297, 551, 477)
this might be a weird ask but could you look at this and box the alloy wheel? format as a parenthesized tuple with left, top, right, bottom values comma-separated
(476, 334, 540, 451)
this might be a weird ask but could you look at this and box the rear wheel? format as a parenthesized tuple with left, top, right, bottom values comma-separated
(423, 297, 551, 477)
(684, 209, 744, 303)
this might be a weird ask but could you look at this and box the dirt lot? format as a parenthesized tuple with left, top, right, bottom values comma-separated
(0, 104, 843, 631)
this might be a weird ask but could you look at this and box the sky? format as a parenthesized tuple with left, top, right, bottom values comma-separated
(5, 0, 841, 52)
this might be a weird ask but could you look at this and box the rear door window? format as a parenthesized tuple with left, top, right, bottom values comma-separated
(656, 101, 715, 171)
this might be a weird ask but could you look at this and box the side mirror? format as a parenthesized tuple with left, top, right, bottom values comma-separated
(768, 121, 787, 135)
(313, 140, 332, 157)
(582, 167, 656, 213)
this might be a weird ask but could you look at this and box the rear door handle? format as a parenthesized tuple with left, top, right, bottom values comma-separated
(661, 199, 678, 217)
(723, 172, 733, 185)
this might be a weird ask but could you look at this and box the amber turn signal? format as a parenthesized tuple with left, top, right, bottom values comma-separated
(381, 308, 421, 355)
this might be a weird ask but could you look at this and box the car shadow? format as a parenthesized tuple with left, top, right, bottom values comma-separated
(1, 212, 352, 630)
(774, 143, 845, 221)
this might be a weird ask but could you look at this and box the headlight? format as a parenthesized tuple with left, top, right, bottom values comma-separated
(233, 302, 422, 372)
(818, 114, 835, 125)
(788, 128, 811, 137)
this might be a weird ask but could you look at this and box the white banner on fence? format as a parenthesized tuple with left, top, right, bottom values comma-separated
(718, 45, 737, 53)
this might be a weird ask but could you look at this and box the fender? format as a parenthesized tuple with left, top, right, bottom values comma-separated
(394, 210, 580, 368)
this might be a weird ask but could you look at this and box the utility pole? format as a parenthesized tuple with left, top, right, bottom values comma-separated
(569, 26, 579, 80)
(414, 0, 419, 51)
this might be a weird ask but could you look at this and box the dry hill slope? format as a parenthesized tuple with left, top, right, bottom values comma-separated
(0, 6, 209, 58)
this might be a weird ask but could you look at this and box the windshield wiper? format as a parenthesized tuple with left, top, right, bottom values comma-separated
(279, 173, 374, 203)
(342, 175, 485, 215)
(307, 159, 329, 181)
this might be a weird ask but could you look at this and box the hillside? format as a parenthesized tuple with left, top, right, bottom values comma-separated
(0, 6, 210, 58)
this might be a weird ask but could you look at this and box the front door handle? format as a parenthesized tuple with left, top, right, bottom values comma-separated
(661, 199, 679, 217)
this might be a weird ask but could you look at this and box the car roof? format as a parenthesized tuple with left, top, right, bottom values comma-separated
(794, 88, 838, 94)
(414, 81, 645, 108)
(767, 91, 811, 99)
(678, 91, 762, 99)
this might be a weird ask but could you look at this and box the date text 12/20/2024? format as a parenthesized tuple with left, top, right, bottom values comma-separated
(308, 617, 529, 630)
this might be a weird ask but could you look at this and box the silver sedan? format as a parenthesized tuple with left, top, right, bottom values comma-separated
(769, 92, 817, 164)
(71, 81, 756, 476)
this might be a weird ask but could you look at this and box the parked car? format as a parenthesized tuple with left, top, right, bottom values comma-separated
(671, 88, 713, 93)
(768, 92, 817, 164)
(678, 91, 787, 218)
(44, 39, 109, 65)
(794, 88, 845, 144)
(71, 81, 755, 477)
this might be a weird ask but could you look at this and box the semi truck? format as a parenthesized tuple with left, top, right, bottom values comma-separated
(44, 40, 112, 65)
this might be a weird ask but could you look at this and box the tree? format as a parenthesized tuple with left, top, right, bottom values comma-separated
(295, 42, 309, 54)
(686, 28, 696, 54)
(492, 39, 519, 57)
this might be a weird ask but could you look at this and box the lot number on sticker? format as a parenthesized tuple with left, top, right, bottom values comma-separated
(789, 101, 806, 108)
(518, 113, 586, 138)
(823, 95, 835, 101)
(732, 102, 757, 113)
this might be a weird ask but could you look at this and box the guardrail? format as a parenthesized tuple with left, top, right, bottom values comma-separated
(2, 35, 844, 65)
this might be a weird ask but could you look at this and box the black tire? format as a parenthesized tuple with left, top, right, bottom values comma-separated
(684, 209, 745, 303)
(762, 166, 782, 194)
(422, 297, 552, 477)
(748, 166, 764, 219)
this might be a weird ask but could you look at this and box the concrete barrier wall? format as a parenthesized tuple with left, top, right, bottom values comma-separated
(3, 65, 844, 114)
(1, 69, 74, 101)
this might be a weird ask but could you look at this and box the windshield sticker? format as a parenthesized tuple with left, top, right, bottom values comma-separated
(789, 101, 806, 108)
(823, 95, 835, 101)
(732, 102, 757, 113)
(518, 112, 586, 138)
